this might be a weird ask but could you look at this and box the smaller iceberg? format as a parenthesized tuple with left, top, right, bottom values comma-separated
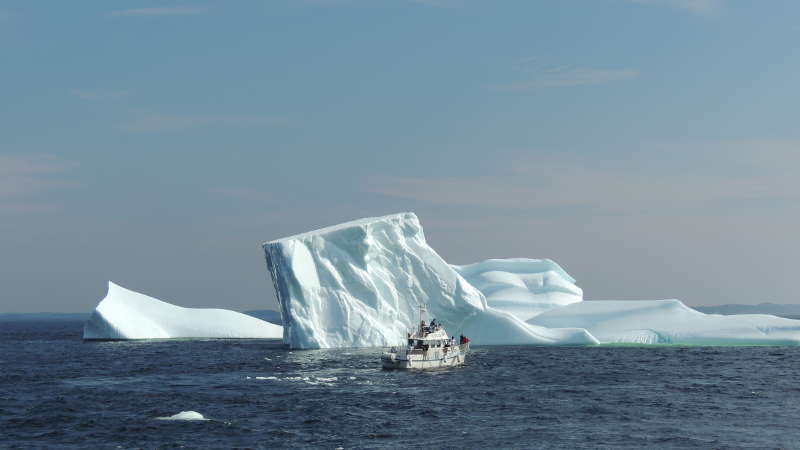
(83, 281, 283, 340)
(528, 299, 800, 345)
(453, 258, 583, 321)
(156, 411, 208, 421)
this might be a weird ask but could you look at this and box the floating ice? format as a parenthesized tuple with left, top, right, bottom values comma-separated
(453, 258, 583, 321)
(263, 212, 597, 349)
(528, 299, 800, 345)
(83, 282, 283, 340)
(156, 411, 208, 421)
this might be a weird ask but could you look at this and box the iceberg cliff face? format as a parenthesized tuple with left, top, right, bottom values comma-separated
(83, 282, 283, 340)
(453, 258, 583, 321)
(263, 213, 597, 349)
(528, 300, 800, 345)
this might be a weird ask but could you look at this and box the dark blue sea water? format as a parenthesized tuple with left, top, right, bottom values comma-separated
(2, 319, 800, 449)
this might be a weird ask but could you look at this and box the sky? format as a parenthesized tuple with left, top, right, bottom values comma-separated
(1, 0, 799, 313)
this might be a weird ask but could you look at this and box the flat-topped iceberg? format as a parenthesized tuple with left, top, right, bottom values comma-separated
(453, 258, 583, 321)
(263, 212, 597, 349)
(83, 282, 283, 340)
(528, 299, 800, 345)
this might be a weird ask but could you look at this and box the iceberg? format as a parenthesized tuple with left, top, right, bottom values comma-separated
(528, 299, 800, 345)
(453, 258, 583, 321)
(83, 281, 283, 340)
(156, 411, 208, 421)
(263, 212, 597, 349)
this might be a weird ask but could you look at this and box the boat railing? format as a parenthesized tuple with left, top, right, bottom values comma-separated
(384, 343, 468, 355)
(408, 325, 447, 338)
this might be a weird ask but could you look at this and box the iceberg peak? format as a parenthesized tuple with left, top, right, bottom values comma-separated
(264, 212, 421, 245)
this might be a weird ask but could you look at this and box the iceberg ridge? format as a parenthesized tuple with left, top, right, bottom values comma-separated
(453, 258, 583, 321)
(529, 299, 800, 345)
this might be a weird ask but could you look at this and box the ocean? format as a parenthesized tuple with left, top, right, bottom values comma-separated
(2, 319, 799, 449)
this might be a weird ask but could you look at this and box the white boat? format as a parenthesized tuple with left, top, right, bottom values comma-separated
(381, 318, 470, 370)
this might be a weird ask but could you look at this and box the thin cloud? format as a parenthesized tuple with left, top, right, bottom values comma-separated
(497, 68, 639, 91)
(366, 140, 800, 216)
(626, 0, 724, 14)
(71, 89, 130, 101)
(407, 0, 452, 6)
(109, 7, 207, 17)
(122, 114, 288, 133)
(210, 187, 273, 203)
(494, 59, 639, 91)
(0, 155, 77, 214)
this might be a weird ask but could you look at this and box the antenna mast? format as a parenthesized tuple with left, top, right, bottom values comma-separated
(418, 302, 427, 335)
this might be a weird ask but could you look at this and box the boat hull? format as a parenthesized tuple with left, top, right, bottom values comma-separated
(381, 343, 469, 370)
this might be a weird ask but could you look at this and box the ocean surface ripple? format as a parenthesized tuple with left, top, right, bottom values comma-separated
(2, 319, 799, 448)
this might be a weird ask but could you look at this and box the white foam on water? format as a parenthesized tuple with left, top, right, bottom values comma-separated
(255, 376, 278, 380)
(156, 411, 208, 421)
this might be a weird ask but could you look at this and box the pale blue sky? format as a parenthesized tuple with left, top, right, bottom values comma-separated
(2, 0, 799, 312)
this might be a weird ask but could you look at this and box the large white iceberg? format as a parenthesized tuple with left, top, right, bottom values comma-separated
(263, 212, 597, 349)
(528, 299, 800, 345)
(83, 281, 283, 340)
(453, 258, 583, 321)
